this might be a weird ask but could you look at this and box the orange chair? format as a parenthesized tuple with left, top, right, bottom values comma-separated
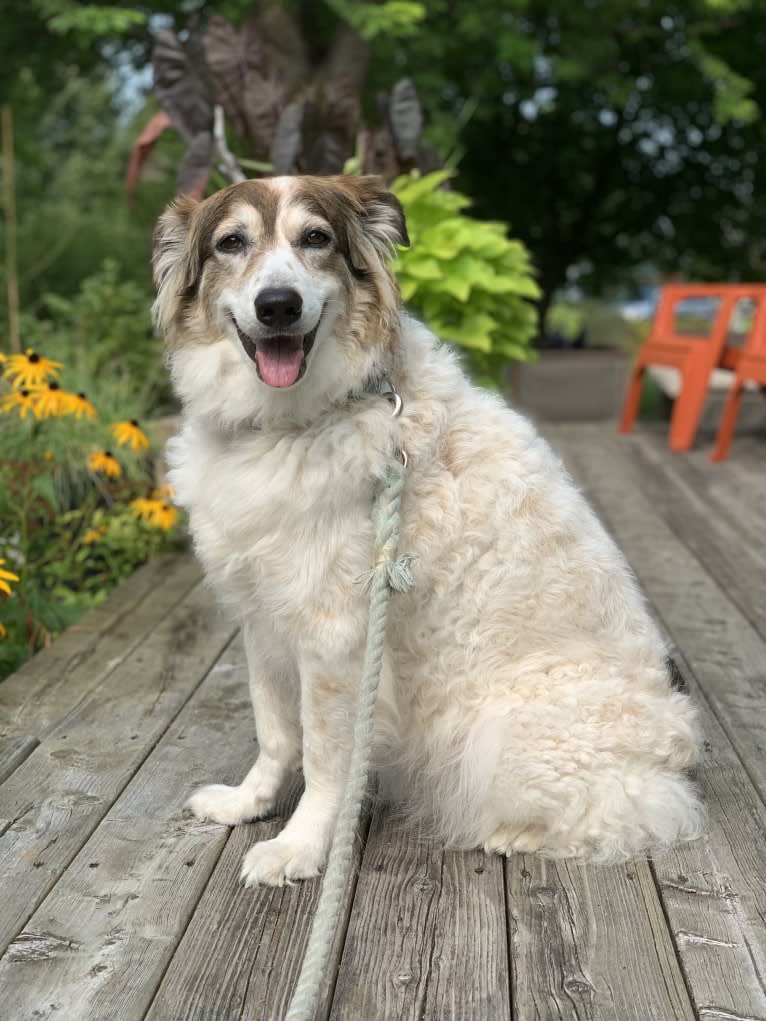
(619, 283, 766, 452)
(711, 298, 766, 461)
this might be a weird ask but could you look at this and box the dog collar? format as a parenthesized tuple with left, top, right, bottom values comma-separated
(357, 374, 406, 465)
(356, 374, 403, 418)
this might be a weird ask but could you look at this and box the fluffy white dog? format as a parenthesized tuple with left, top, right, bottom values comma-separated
(153, 175, 703, 886)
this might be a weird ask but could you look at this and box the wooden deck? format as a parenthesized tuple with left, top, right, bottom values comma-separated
(1, 422, 765, 1021)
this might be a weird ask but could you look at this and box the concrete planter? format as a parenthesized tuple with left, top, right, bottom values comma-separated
(508, 349, 632, 422)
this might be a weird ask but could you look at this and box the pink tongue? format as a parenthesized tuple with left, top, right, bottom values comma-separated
(255, 345, 304, 388)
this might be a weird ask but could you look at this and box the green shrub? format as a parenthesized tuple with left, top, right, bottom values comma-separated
(39, 259, 171, 416)
(392, 170, 539, 386)
(546, 299, 648, 352)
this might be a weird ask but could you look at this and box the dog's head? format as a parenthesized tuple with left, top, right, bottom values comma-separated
(153, 175, 408, 427)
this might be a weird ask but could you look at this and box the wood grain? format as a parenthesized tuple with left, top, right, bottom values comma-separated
(0, 735, 38, 786)
(330, 802, 511, 1021)
(0, 581, 235, 957)
(507, 856, 694, 1021)
(631, 429, 766, 640)
(145, 776, 366, 1021)
(0, 638, 252, 1021)
(653, 645, 766, 1021)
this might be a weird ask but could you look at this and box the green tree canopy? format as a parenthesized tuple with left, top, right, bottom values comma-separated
(4, 0, 766, 336)
(374, 0, 766, 326)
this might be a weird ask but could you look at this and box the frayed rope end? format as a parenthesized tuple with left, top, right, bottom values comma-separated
(358, 552, 416, 594)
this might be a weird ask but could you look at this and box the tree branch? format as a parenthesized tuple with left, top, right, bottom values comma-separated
(213, 105, 246, 183)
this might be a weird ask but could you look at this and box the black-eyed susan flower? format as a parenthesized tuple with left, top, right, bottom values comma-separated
(110, 419, 149, 452)
(33, 381, 70, 418)
(3, 349, 62, 389)
(130, 497, 178, 531)
(88, 450, 122, 478)
(130, 497, 156, 518)
(68, 392, 97, 420)
(0, 621, 7, 639)
(82, 524, 108, 544)
(0, 388, 41, 419)
(0, 559, 19, 597)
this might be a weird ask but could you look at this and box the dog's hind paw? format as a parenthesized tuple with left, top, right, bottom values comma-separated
(186, 783, 275, 826)
(240, 836, 325, 887)
(484, 823, 548, 856)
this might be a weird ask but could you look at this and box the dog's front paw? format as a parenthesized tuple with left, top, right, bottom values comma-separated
(240, 836, 326, 887)
(187, 783, 275, 826)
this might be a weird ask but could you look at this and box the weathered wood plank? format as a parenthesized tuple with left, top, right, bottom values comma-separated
(507, 857, 694, 1021)
(0, 554, 200, 741)
(652, 645, 766, 1021)
(145, 776, 364, 1021)
(545, 425, 766, 807)
(545, 424, 766, 1020)
(0, 736, 38, 786)
(330, 803, 511, 1021)
(631, 429, 766, 639)
(0, 638, 252, 1021)
(0, 580, 235, 958)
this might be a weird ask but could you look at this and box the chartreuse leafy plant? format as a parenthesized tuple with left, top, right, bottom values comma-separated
(325, 0, 425, 38)
(392, 171, 539, 386)
(0, 348, 183, 680)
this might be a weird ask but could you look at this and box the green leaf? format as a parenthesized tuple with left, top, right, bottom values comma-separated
(399, 255, 443, 280)
(392, 170, 538, 381)
(47, 6, 146, 38)
(440, 313, 497, 352)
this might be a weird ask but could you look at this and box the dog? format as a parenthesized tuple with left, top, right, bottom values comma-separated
(153, 175, 703, 886)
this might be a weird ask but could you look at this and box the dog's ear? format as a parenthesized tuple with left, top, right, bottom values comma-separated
(152, 195, 199, 336)
(334, 176, 409, 275)
(352, 175, 410, 256)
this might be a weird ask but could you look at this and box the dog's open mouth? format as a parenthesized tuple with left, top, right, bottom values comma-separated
(233, 317, 319, 389)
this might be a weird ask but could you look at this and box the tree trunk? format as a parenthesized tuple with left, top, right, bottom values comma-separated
(2, 105, 20, 353)
(535, 279, 557, 347)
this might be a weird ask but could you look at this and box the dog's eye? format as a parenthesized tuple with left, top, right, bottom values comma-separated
(216, 234, 245, 254)
(303, 229, 330, 248)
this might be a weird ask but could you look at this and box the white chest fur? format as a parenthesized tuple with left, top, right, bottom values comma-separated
(167, 402, 399, 647)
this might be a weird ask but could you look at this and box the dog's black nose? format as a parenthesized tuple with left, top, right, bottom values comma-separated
(254, 288, 303, 330)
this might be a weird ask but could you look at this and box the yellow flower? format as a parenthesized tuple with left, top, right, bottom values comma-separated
(0, 621, 6, 639)
(130, 497, 156, 518)
(42, 449, 55, 462)
(0, 558, 20, 597)
(153, 483, 175, 501)
(88, 450, 122, 478)
(130, 497, 178, 531)
(3, 348, 62, 389)
(110, 419, 150, 452)
(68, 392, 97, 420)
(150, 501, 179, 531)
(33, 381, 70, 418)
(82, 525, 108, 544)
(0, 388, 41, 419)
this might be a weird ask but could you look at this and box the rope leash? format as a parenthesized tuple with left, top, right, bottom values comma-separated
(284, 450, 412, 1021)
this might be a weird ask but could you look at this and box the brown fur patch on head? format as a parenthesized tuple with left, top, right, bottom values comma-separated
(152, 180, 282, 344)
(290, 175, 409, 349)
(292, 175, 408, 275)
